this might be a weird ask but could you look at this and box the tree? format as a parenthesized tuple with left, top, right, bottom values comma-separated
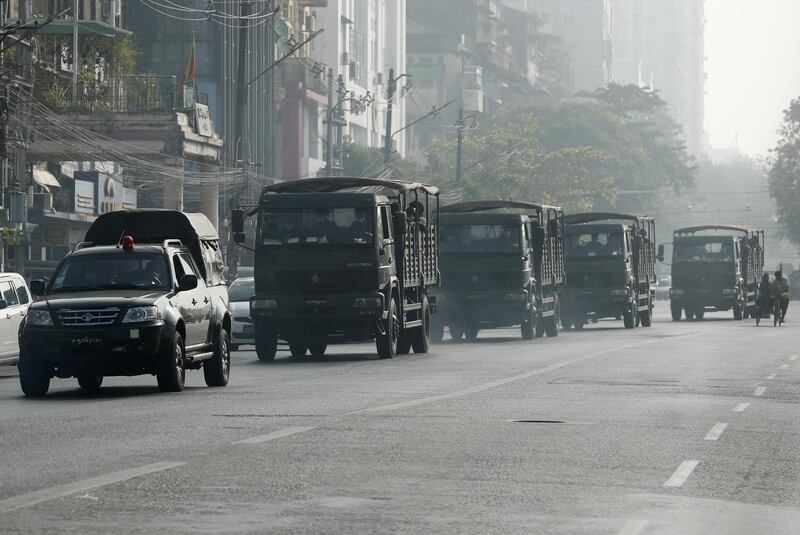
(342, 141, 422, 179)
(768, 97, 800, 245)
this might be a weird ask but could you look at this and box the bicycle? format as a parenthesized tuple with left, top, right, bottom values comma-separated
(774, 295, 785, 327)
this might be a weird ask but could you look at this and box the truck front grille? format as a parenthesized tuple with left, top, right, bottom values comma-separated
(566, 272, 621, 289)
(58, 308, 120, 326)
(443, 272, 520, 291)
(274, 271, 369, 294)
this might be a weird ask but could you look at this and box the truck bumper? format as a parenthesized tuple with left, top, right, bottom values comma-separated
(441, 290, 529, 327)
(670, 289, 737, 309)
(21, 321, 172, 377)
(560, 287, 631, 315)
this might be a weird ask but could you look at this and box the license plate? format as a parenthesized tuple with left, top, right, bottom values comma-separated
(72, 336, 104, 347)
(243, 324, 254, 335)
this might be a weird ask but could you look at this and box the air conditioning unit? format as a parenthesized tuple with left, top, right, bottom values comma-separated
(340, 51, 349, 65)
(374, 72, 384, 85)
(349, 61, 362, 79)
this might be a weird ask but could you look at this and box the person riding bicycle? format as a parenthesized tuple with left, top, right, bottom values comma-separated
(772, 270, 790, 321)
(757, 273, 772, 317)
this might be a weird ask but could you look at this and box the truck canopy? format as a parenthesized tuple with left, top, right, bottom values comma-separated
(263, 177, 439, 198)
(84, 210, 224, 286)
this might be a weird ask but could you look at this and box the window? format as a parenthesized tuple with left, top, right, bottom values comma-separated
(14, 282, 29, 305)
(381, 206, 393, 241)
(50, 254, 171, 292)
(0, 281, 19, 306)
(179, 254, 199, 278)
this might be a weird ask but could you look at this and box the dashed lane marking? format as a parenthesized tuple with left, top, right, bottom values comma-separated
(766, 374, 777, 380)
(233, 426, 316, 445)
(733, 403, 750, 412)
(780, 364, 790, 370)
(790, 355, 798, 361)
(617, 519, 649, 535)
(0, 462, 184, 515)
(704, 423, 728, 441)
(754, 386, 767, 397)
(664, 460, 699, 488)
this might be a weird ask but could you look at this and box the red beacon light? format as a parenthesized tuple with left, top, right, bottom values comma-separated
(121, 235, 135, 251)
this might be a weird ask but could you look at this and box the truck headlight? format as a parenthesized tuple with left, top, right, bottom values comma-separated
(610, 288, 629, 297)
(722, 288, 738, 296)
(251, 299, 278, 310)
(27, 310, 53, 326)
(354, 297, 382, 308)
(670, 289, 684, 296)
(123, 306, 158, 323)
(504, 293, 527, 302)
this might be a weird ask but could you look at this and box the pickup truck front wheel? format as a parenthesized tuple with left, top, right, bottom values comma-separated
(203, 328, 230, 387)
(19, 352, 50, 397)
(157, 332, 185, 393)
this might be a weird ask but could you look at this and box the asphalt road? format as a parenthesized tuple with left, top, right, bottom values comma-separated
(0, 307, 799, 534)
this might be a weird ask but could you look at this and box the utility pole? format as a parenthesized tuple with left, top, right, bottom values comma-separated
(334, 74, 346, 177)
(383, 68, 395, 166)
(72, 0, 78, 103)
(455, 108, 464, 187)
(324, 67, 334, 177)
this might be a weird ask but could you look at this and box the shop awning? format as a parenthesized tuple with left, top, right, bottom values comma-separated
(34, 19, 132, 38)
(33, 169, 61, 189)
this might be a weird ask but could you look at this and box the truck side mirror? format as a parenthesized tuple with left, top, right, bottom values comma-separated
(657, 244, 665, 262)
(178, 273, 198, 292)
(0, 299, 8, 310)
(393, 211, 407, 235)
(30, 280, 46, 296)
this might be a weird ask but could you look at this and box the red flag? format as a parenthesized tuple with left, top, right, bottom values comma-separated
(183, 33, 196, 82)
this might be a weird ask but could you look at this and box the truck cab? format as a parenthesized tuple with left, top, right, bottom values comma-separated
(237, 177, 439, 360)
(670, 226, 764, 320)
(19, 211, 231, 397)
(561, 213, 659, 329)
(435, 201, 564, 341)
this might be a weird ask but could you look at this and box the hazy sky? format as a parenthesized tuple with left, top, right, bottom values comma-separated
(705, 0, 800, 156)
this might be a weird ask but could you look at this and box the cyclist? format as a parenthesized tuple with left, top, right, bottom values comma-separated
(772, 270, 790, 321)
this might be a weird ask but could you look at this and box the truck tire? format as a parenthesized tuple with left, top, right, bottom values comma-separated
(544, 300, 560, 337)
(449, 322, 465, 341)
(203, 328, 231, 387)
(535, 316, 546, 338)
(733, 300, 743, 320)
(255, 326, 278, 362)
(640, 299, 653, 327)
(19, 353, 50, 397)
(308, 340, 327, 357)
(157, 332, 185, 393)
(623, 307, 636, 329)
(397, 333, 412, 355)
(376, 298, 398, 359)
(411, 296, 431, 354)
(77, 374, 103, 391)
(521, 305, 536, 340)
(289, 339, 307, 357)
(464, 324, 479, 341)
(695, 309, 705, 320)
(671, 304, 682, 321)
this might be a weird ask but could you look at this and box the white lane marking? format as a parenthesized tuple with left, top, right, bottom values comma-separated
(346, 340, 662, 415)
(754, 386, 766, 397)
(790, 355, 798, 361)
(704, 423, 728, 441)
(780, 364, 790, 370)
(233, 426, 316, 445)
(663, 460, 699, 488)
(617, 519, 649, 535)
(766, 374, 777, 380)
(733, 403, 750, 412)
(0, 462, 184, 514)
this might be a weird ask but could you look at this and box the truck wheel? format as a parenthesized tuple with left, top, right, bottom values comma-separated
(574, 318, 586, 330)
(157, 332, 185, 393)
(77, 375, 103, 391)
(695, 309, 705, 320)
(561, 315, 573, 330)
(640, 298, 653, 327)
(733, 301, 743, 320)
(19, 353, 50, 398)
(671, 304, 682, 321)
(411, 296, 431, 354)
(289, 339, 307, 358)
(308, 340, 327, 357)
(397, 333, 412, 355)
(464, 323, 479, 341)
(203, 328, 231, 387)
(544, 301, 560, 337)
(521, 306, 536, 340)
(376, 298, 398, 359)
(431, 314, 444, 344)
(623, 307, 636, 329)
(255, 326, 278, 362)
(449, 322, 465, 341)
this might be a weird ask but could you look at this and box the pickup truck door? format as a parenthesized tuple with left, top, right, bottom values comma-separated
(181, 253, 213, 347)
(172, 253, 211, 347)
(0, 280, 21, 361)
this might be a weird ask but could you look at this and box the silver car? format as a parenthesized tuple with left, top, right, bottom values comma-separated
(228, 277, 255, 351)
(0, 273, 31, 366)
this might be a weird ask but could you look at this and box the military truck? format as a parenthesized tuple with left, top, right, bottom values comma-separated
(669, 226, 765, 321)
(19, 211, 231, 396)
(233, 177, 439, 360)
(561, 213, 660, 329)
(433, 201, 565, 341)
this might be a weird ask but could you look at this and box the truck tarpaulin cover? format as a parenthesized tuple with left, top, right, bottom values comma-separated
(84, 210, 224, 285)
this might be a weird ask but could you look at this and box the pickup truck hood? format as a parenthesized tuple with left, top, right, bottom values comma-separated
(30, 290, 165, 311)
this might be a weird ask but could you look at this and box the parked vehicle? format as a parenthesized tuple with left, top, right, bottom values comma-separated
(234, 177, 440, 360)
(433, 200, 565, 341)
(670, 226, 764, 321)
(560, 213, 661, 329)
(229, 277, 255, 350)
(19, 210, 231, 397)
(0, 273, 32, 366)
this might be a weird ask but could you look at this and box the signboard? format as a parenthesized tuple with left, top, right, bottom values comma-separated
(195, 103, 213, 137)
(74, 179, 95, 215)
(43, 226, 68, 247)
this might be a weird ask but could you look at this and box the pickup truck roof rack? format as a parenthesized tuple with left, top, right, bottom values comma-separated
(262, 177, 439, 196)
(441, 200, 562, 213)
(674, 225, 758, 235)
(162, 239, 183, 248)
(564, 212, 653, 225)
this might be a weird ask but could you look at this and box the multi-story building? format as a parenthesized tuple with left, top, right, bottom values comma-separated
(611, 0, 706, 157)
(504, 0, 612, 93)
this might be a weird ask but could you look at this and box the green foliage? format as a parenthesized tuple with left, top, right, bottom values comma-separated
(342, 141, 422, 179)
(768, 97, 800, 245)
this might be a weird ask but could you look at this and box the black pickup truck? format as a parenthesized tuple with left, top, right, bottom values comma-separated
(18, 211, 232, 396)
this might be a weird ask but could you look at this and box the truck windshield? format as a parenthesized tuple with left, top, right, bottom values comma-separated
(259, 208, 374, 246)
(566, 232, 624, 257)
(50, 253, 171, 292)
(674, 241, 734, 262)
(228, 278, 254, 302)
(441, 225, 521, 253)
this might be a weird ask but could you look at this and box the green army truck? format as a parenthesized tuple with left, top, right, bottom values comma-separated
(670, 226, 764, 321)
(433, 201, 565, 341)
(561, 213, 661, 329)
(233, 177, 440, 360)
